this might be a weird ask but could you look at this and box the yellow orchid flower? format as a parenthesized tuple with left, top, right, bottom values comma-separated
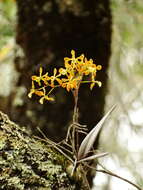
(29, 50, 102, 103)
(32, 67, 50, 86)
(49, 68, 61, 87)
(31, 67, 43, 86)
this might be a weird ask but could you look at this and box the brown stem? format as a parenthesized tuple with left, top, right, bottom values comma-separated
(96, 169, 142, 190)
(71, 93, 77, 156)
(72, 88, 79, 123)
(72, 87, 80, 156)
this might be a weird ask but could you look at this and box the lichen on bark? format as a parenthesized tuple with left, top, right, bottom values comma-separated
(0, 111, 83, 190)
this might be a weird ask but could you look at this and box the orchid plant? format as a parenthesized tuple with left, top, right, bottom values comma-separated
(28, 50, 142, 190)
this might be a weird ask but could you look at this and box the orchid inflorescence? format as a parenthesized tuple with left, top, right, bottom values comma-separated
(28, 50, 142, 190)
(28, 50, 102, 104)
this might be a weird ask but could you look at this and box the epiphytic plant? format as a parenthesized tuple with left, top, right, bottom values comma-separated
(29, 50, 142, 190)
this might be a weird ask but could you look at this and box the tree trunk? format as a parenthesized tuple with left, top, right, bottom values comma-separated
(14, 0, 112, 140)
(0, 111, 85, 189)
(1, 0, 112, 188)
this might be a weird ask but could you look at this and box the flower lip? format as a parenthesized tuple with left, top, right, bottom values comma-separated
(29, 50, 102, 103)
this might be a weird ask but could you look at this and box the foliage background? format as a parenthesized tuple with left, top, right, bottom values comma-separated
(0, 0, 143, 189)
(95, 0, 143, 189)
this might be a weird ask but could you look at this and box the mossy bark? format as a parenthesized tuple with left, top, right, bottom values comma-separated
(0, 111, 84, 190)
(1, 1, 112, 187)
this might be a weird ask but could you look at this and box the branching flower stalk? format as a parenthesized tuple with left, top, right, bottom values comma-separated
(28, 50, 102, 104)
(28, 50, 142, 190)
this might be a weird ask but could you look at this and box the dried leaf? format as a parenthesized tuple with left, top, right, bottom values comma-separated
(77, 152, 108, 163)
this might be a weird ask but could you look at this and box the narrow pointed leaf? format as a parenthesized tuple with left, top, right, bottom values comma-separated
(77, 105, 116, 160)
(77, 152, 108, 163)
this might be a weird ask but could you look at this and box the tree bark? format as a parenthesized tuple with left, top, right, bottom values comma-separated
(1, 0, 112, 188)
(13, 0, 112, 140)
(0, 111, 84, 190)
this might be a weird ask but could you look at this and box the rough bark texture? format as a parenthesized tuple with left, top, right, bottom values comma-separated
(0, 1, 112, 188)
(0, 111, 84, 190)
(9, 0, 112, 142)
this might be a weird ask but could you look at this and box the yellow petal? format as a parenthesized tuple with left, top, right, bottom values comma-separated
(96, 65, 102, 70)
(90, 83, 95, 90)
(39, 67, 43, 76)
(54, 68, 57, 76)
(71, 50, 75, 57)
(89, 59, 93, 64)
(31, 76, 38, 80)
(28, 89, 35, 98)
(39, 97, 44, 104)
(28, 92, 33, 98)
(56, 78, 62, 85)
(35, 90, 44, 96)
(59, 68, 67, 75)
(32, 81, 35, 89)
(61, 83, 66, 88)
(45, 95, 54, 101)
(66, 83, 71, 91)
(96, 81, 102, 87)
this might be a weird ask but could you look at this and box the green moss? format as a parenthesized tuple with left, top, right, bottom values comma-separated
(0, 111, 81, 190)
